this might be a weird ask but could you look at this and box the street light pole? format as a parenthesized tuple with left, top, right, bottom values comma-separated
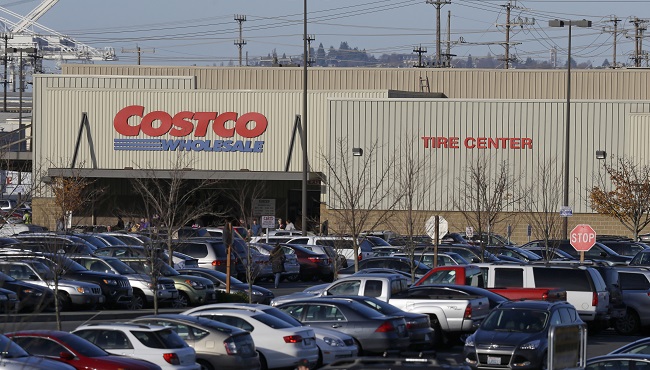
(301, 0, 308, 236)
(549, 19, 591, 239)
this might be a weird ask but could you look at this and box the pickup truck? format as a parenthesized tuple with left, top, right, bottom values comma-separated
(414, 265, 567, 302)
(271, 272, 490, 347)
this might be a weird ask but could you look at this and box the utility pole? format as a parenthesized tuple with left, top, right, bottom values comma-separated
(306, 34, 315, 66)
(234, 14, 247, 67)
(602, 17, 622, 67)
(121, 46, 155, 65)
(1, 32, 12, 112)
(413, 45, 427, 67)
(630, 18, 648, 67)
(498, 1, 534, 69)
(443, 11, 456, 67)
(426, 0, 451, 67)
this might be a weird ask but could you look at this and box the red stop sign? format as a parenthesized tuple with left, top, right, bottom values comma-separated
(570, 224, 596, 251)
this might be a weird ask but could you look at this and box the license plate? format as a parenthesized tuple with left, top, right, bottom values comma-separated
(487, 356, 501, 365)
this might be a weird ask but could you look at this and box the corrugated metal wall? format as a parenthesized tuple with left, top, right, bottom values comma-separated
(329, 99, 650, 213)
(61, 65, 650, 100)
(33, 78, 387, 174)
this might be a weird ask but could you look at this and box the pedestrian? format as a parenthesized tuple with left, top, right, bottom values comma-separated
(278, 218, 286, 230)
(115, 216, 124, 230)
(56, 217, 64, 231)
(22, 211, 31, 224)
(270, 244, 286, 289)
(295, 359, 310, 370)
(285, 219, 295, 230)
(251, 219, 262, 237)
(321, 219, 329, 236)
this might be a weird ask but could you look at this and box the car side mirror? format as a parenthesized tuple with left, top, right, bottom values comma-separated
(59, 352, 75, 361)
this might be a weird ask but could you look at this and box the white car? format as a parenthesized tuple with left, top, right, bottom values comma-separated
(184, 303, 358, 366)
(183, 308, 319, 369)
(72, 323, 199, 370)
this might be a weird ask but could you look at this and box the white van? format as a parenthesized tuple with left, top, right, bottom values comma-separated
(286, 235, 373, 266)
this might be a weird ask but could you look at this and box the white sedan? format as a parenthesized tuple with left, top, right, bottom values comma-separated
(184, 308, 318, 369)
(184, 303, 358, 366)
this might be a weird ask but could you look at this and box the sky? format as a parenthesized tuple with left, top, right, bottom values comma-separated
(0, 0, 646, 68)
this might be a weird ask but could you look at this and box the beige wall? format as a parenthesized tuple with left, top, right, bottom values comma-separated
(61, 65, 650, 100)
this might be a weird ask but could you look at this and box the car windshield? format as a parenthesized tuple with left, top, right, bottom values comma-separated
(352, 297, 400, 315)
(105, 258, 137, 274)
(0, 334, 29, 358)
(482, 309, 548, 333)
(204, 270, 244, 285)
(259, 307, 304, 327)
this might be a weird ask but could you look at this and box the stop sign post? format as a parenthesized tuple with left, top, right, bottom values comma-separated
(570, 224, 597, 263)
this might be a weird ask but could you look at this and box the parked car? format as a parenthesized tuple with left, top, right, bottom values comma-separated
(0, 259, 104, 310)
(177, 267, 275, 304)
(0, 333, 76, 370)
(612, 266, 650, 334)
(285, 236, 373, 267)
(630, 250, 650, 266)
(12, 234, 98, 255)
(0, 270, 54, 312)
(72, 323, 199, 370)
(283, 244, 334, 282)
(586, 354, 650, 370)
(276, 297, 411, 355)
(0, 252, 133, 308)
(328, 295, 434, 350)
(0, 286, 18, 313)
(522, 239, 632, 265)
(517, 245, 576, 261)
(598, 240, 650, 257)
(249, 242, 301, 281)
(184, 308, 319, 369)
(392, 251, 469, 268)
(336, 256, 431, 280)
(131, 314, 261, 370)
(609, 337, 650, 355)
(117, 257, 216, 307)
(6, 330, 163, 370)
(70, 255, 179, 309)
(302, 244, 347, 270)
(172, 238, 246, 280)
(182, 303, 358, 367)
(407, 284, 509, 310)
(93, 245, 199, 270)
(464, 300, 584, 370)
(484, 246, 544, 263)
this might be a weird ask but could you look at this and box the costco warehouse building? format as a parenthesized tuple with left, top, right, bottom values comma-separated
(28, 66, 650, 243)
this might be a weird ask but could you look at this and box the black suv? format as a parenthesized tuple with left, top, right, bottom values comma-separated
(522, 240, 632, 265)
(0, 252, 132, 308)
(464, 300, 584, 370)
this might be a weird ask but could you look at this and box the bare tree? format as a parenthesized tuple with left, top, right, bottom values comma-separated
(321, 138, 401, 272)
(590, 157, 650, 240)
(454, 156, 521, 261)
(44, 168, 103, 330)
(387, 136, 436, 281)
(225, 180, 267, 303)
(131, 154, 225, 312)
(522, 158, 565, 260)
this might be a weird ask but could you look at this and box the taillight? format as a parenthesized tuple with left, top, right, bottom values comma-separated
(163, 353, 180, 365)
(406, 322, 414, 330)
(223, 338, 238, 355)
(463, 304, 472, 319)
(307, 257, 323, 263)
(212, 260, 222, 266)
(592, 292, 598, 307)
(283, 335, 303, 343)
(375, 321, 395, 333)
(358, 254, 362, 261)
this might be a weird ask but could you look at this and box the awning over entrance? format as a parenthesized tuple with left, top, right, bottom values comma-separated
(45, 168, 324, 182)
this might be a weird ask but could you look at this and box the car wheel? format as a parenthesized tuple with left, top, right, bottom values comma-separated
(172, 292, 190, 308)
(615, 309, 641, 335)
(353, 338, 364, 356)
(130, 291, 146, 310)
(57, 292, 72, 311)
(317, 349, 324, 368)
(258, 351, 268, 370)
(196, 359, 214, 370)
(430, 315, 448, 348)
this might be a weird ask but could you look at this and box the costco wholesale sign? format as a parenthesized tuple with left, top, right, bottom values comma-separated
(112, 105, 268, 152)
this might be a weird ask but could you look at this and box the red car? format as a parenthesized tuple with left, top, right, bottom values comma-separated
(6, 330, 162, 370)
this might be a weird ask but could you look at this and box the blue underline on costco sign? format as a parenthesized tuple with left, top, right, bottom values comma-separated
(113, 139, 265, 152)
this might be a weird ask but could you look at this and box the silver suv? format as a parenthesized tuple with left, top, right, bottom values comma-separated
(613, 266, 650, 335)
(71, 255, 178, 309)
(0, 259, 104, 310)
